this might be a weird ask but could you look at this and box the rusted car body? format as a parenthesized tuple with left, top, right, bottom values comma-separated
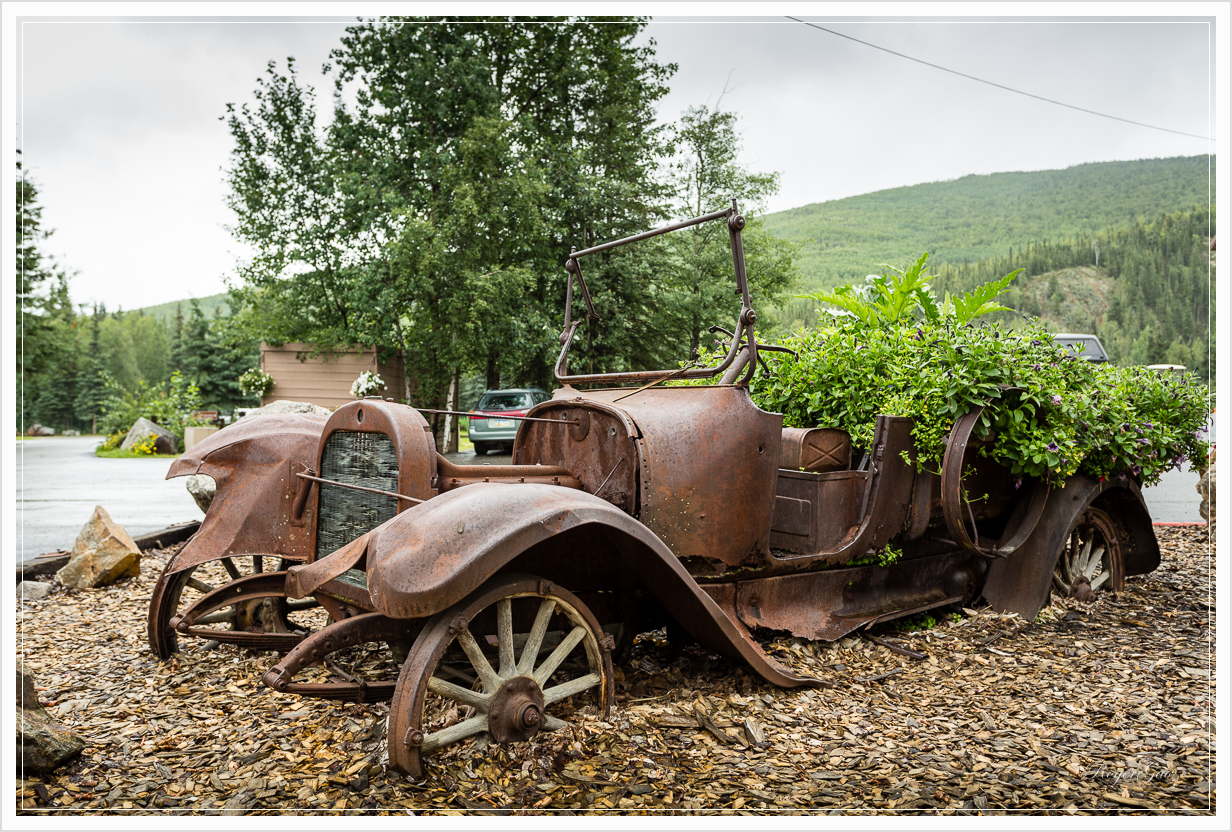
(149, 201, 1159, 778)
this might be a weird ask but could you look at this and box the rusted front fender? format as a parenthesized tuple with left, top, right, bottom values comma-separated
(364, 483, 822, 689)
(981, 475, 1159, 619)
(163, 413, 328, 574)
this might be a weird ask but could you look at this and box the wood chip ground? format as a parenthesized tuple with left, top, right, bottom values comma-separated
(16, 526, 1215, 816)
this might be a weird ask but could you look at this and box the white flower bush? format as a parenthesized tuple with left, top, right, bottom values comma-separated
(350, 370, 387, 398)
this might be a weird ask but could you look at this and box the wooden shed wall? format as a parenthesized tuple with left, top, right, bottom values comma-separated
(259, 343, 406, 410)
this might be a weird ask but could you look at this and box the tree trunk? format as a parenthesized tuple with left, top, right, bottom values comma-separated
(486, 351, 499, 391)
(444, 369, 460, 454)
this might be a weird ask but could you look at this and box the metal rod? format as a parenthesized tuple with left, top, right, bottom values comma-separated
(295, 472, 424, 505)
(612, 362, 697, 402)
(593, 457, 626, 497)
(568, 208, 731, 260)
(416, 408, 578, 425)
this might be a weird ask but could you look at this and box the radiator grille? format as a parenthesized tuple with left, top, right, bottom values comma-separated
(316, 430, 400, 560)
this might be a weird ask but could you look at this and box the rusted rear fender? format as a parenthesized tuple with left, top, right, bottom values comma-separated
(365, 483, 823, 689)
(981, 475, 1159, 619)
(163, 413, 328, 574)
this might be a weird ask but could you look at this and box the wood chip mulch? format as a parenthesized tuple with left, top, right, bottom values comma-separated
(16, 526, 1214, 816)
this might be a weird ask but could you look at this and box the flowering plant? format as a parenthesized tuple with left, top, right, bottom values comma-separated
(238, 368, 274, 397)
(350, 371, 387, 398)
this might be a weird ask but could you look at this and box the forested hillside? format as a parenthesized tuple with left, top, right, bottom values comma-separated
(934, 206, 1214, 378)
(762, 156, 1210, 290)
(136, 292, 231, 324)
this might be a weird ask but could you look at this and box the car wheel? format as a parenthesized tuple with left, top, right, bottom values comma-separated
(472, 442, 488, 456)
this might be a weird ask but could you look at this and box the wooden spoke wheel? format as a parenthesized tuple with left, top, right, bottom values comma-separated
(147, 555, 321, 660)
(1052, 506, 1125, 601)
(388, 574, 613, 779)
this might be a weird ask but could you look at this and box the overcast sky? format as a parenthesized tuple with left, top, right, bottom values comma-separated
(11, 7, 1223, 312)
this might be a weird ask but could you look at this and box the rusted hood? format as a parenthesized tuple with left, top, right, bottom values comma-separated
(166, 413, 328, 480)
(162, 412, 328, 573)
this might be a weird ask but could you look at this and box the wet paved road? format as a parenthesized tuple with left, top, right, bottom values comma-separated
(17, 436, 204, 562)
(15, 436, 1204, 562)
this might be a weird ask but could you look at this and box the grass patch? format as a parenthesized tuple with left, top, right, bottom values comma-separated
(95, 448, 179, 459)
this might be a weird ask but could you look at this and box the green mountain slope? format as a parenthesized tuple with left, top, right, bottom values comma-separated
(135, 292, 233, 324)
(762, 156, 1211, 290)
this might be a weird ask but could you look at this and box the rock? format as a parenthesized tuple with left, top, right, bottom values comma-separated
(55, 506, 141, 589)
(237, 400, 331, 421)
(60, 429, 81, 437)
(186, 474, 217, 514)
(25, 424, 55, 436)
(18, 581, 52, 600)
(120, 417, 178, 454)
(1197, 455, 1214, 522)
(16, 661, 83, 775)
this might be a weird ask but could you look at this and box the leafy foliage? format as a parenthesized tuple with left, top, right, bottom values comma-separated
(97, 371, 208, 446)
(751, 264, 1210, 488)
(804, 252, 1018, 327)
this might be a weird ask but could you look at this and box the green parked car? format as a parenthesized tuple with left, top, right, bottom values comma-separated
(468, 388, 551, 455)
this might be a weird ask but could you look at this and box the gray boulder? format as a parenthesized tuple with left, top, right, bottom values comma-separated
(55, 505, 141, 589)
(237, 400, 331, 422)
(17, 581, 52, 600)
(26, 424, 55, 436)
(17, 661, 83, 775)
(120, 417, 177, 454)
(186, 474, 217, 514)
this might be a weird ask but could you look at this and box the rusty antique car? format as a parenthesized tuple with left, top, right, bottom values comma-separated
(148, 201, 1159, 778)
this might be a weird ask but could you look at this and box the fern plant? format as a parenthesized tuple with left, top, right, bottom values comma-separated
(804, 252, 1018, 325)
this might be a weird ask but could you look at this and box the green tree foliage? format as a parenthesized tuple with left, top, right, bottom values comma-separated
(223, 17, 682, 444)
(72, 304, 109, 432)
(663, 105, 799, 355)
(17, 154, 80, 432)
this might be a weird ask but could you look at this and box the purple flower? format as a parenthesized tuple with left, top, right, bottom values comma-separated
(1132, 465, 1142, 476)
(1047, 442, 1059, 452)
(1031, 364, 1041, 371)
(1014, 478, 1023, 490)
(1139, 438, 1149, 446)
(1051, 395, 1062, 406)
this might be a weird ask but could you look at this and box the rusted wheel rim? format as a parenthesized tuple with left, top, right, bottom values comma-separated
(146, 556, 319, 660)
(388, 574, 612, 779)
(1052, 506, 1124, 600)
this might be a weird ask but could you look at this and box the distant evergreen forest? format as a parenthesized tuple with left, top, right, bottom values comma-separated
(776, 205, 1213, 379)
